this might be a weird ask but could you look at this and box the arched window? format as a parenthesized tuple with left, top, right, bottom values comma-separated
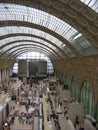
(95, 101, 98, 122)
(71, 77, 79, 101)
(61, 71, 64, 83)
(65, 73, 71, 90)
(80, 81, 94, 116)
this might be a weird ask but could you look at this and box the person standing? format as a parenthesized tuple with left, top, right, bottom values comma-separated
(64, 106, 68, 116)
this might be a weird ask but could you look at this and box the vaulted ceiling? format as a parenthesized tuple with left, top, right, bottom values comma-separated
(0, 0, 98, 60)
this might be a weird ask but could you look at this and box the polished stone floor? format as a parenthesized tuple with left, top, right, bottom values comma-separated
(5, 83, 84, 130)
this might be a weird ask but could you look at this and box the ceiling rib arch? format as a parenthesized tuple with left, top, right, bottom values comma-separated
(0, 21, 80, 56)
(0, 43, 61, 58)
(3, 45, 59, 59)
(0, 1, 97, 60)
(0, 36, 65, 55)
(0, 1, 97, 49)
(9, 47, 56, 60)
(0, 33, 67, 56)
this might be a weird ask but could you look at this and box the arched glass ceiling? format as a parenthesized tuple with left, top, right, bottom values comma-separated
(18, 52, 50, 60)
(2, 47, 55, 59)
(0, 44, 61, 59)
(10, 48, 56, 60)
(14, 49, 53, 60)
(0, 36, 58, 51)
(0, 3, 93, 56)
(0, 36, 64, 58)
(0, 27, 74, 57)
(0, 42, 56, 53)
(0, 27, 63, 47)
(80, 0, 98, 13)
(0, 3, 77, 39)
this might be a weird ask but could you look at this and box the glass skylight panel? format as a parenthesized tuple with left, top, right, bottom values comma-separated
(5, 46, 47, 56)
(1, 42, 34, 52)
(72, 36, 92, 54)
(9, 47, 36, 55)
(4, 44, 56, 56)
(80, 0, 98, 13)
(0, 4, 79, 42)
(0, 3, 93, 56)
(7, 47, 22, 53)
(14, 50, 53, 60)
(17, 52, 50, 60)
(0, 27, 69, 58)
(65, 47, 75, 57)
(67, 29, 78, 40)
(0, 27, 64, 51)
(1, 46, 23, 55)
(75, 37, 91, 48)
(0, 36, 57, 51)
